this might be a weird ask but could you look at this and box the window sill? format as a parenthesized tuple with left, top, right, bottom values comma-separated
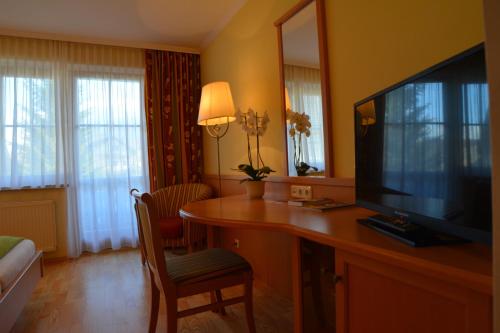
(0, 184, 68, 192)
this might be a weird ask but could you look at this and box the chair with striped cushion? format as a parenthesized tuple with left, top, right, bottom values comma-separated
(132, 183, 213, 261)
(132, 191, 256, 333)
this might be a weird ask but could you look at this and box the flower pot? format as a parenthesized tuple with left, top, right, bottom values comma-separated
(295, 167, 308, 176)
(244, 181, 265, 199)
(295, 161, 317, 176)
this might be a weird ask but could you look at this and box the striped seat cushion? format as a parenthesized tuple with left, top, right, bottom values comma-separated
(165, 248, 251, 283)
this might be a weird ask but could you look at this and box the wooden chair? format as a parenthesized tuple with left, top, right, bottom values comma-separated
(132, 191, 256, 333)
(131, 183, 213, 264)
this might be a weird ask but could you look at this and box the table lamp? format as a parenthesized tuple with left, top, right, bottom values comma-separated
(198, 81, 236, 196)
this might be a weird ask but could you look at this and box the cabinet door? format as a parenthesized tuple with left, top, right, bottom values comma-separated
(301, 239, 336, 333)
(335, 250, 491, 333)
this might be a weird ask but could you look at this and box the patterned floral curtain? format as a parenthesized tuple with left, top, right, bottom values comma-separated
(144, 50, 203, 191)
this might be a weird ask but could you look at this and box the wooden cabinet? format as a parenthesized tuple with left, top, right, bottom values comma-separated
(335, 250, 492, 333)
(300, 239, 336, 333)
(180, 196, 492, 333)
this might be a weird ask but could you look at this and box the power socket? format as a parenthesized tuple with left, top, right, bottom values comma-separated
(233, 239, 240, 248)
(290, 185, 313, 199)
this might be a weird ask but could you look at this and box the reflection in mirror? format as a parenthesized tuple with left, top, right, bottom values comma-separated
(282, 2, 325, 176)
(356, 100, 376, 137)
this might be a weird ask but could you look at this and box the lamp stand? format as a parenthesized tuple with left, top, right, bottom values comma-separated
(205, 120, 230, 197)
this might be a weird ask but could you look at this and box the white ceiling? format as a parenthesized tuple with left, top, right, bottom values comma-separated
(282, 2, 320, 69)
(0, 0, 247, 51)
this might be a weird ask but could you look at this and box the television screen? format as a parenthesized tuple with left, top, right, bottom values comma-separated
(355, 44, 491, 244)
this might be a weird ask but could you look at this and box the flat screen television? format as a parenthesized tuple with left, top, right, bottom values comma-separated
(354, 44, 492, 245)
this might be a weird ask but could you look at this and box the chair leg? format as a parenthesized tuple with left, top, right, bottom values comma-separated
(215, 289, 227, 315)
(210, 291, 219, 313)
(244, 272, 256, 333)
(166, 294, 178, 333)
(148, 274, 160, 333)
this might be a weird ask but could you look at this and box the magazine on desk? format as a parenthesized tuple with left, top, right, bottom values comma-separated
(287, 198, 353, 211)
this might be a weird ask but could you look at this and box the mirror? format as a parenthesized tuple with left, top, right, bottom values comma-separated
(275, 0, 332, 177)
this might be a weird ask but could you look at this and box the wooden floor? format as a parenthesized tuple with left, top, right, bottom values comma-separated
(11, 250, 293, 333)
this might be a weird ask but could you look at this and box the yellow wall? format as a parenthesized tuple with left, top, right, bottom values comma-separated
(201, 0, 296, 176)
(201, 0, 485, 177)
(0, 188, 68, 259)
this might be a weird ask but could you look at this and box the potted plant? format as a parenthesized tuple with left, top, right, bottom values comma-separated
(287, 110, 317, 176)
(234, 109, 275, 198)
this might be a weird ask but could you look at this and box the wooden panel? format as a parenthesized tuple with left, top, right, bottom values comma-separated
(335, 250, 491, 333)
(202, 174, 355, 300)
(203, 174, 246, 198)
(181, 196, 492, 295)
(276, 22, 288, 173)
(203, 174, 355, 202)
(218, 228, 293, 298)
(292, 237, 303, 333)
(300, 239, 335, 333)
(262, 181, 354, 203)
(482, 0, 500, 330)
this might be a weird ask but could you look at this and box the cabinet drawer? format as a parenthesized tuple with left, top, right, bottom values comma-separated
(335, 250, 491, 333)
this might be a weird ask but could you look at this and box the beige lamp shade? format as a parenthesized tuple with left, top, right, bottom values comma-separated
(198, 81, 236, 126)
(356, 99, 376, 125)
(285, 87, 291, 111)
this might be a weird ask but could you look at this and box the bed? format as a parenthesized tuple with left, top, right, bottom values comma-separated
(0, 238, 43, 333)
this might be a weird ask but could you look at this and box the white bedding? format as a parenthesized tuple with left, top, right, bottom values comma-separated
(0, 239, 36, 294)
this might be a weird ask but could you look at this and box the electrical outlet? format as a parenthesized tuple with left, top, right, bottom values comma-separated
(290, 185, 313, 199)
(233, 239, 240, 248)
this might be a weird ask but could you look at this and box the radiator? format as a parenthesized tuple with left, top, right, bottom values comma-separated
(0, 200, 57, 252)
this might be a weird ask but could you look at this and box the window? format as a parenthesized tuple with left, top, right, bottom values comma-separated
(382, 83, 445, 196)
(285, 64, 325, 175)
(74, 73, 149, 250)
(462, 83, 490, 172)
(1, 37, 149, 255)
(75, 76, 145, 181)
(382, 82, 490, 199)
(0, 72, 61, 188)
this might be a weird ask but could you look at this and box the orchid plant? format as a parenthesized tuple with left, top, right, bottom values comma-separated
(287, 110, 317, 176)
(234, 108, 275, 182)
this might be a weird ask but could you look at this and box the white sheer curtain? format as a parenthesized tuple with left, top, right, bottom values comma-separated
(0, 39, 65, 188)
(382, 83, 446, 196)
(0, 36, 149, 256)
(284, 64, 325, 175)
(382, 82, 490, 199)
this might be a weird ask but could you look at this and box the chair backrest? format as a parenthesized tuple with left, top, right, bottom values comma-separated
(151, 183, 213, 217)
(132, 192, 169, 285)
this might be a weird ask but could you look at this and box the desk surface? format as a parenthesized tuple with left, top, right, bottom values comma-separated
(180, 195, 492, 294)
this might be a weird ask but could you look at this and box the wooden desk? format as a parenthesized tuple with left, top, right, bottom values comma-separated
(180, 195, 492, 333)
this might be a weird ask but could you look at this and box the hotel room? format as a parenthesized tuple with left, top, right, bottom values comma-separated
(0, 0, 499, 332)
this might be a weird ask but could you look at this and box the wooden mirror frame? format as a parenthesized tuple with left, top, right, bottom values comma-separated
(275, 0, 334, 177)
